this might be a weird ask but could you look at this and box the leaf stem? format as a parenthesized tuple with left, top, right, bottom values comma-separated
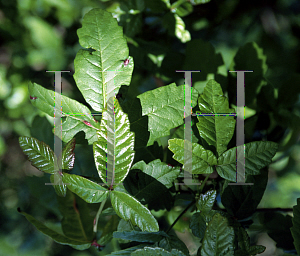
(199, 174, 210, 194)
(93, 198, 107, 233)
(166, 199, 195, 234)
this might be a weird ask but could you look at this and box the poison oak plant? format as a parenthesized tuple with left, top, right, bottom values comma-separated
(17, 8, 300, 256)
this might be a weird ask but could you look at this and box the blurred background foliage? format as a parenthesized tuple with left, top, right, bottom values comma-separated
(0, 0, 300, 255)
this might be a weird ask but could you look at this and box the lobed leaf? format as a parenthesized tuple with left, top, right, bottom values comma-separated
(137, 83, 198, 146)
(196, 79, 235, 157)
(74, 8, 134, 112)
(28, 82, 98, 144)
(216, 141, 278, 182)
(201, 213, 234, 256)
(168, 138, 216, 174)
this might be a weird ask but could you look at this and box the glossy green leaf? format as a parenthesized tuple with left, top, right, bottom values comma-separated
(291, 198, 300, 255)
(124, 169, 173, 211)
(196, 79, 235, 157)
(196, 190, 217, 213)
(132, 159, 180, 189)
(93, 97, 135, 186)
(132, 247, 186, 256)
(201, 213, 234, 256)
(168, 138, 217, 174)
(50, 172, 67, 197)
(19, 136, 59, 173)
(17, 208, 90, 249)
(60, 138, 76, 170)
(110, 190, 159, 232)
(113, 230, 168, 243)
(137, 83, 198, 146)
(216, 141, 278, 182)
(28, 82, 98, 144)
(74, 8, 134, 112)
(62, 173, 109, 203)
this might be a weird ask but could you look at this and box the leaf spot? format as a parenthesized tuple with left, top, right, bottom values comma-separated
(30, 96, 37, 100)
(123, 58, 130, 67)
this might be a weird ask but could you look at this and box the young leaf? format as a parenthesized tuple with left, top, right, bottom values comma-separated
(93, 97, 135, 186)
(132, 159, 180, 189)
(137, 83, 198, 146)
(62, 173, 109, 204)
(216, 141, 278, 182)
(196, 190, 217, 213)
(110, 190, 159, 232)
(28, 82, 98, 144)
(19, 136, 59, 173)
(74, 8, 134, 112)
(196, 79, 235, 157)
(59, 137, 76, 170)
(201, 213, 234, 256)
(17, 208, 91, 249)
(168, 138, 217, 174)
(132, 247, 186, 256)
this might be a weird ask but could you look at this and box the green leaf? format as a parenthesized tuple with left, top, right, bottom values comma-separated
(60, 138, 76, 170)
(132, 247, 187, 256)
(291, 198, 300, 255)
(110, 190, 159, 232)
(93, 97, 135, 186)
(137, 83, 198, 146)
(196, 79, 236, 157)
(170, 1, 193, 17)
(62, 173, 109, 203)
(189, 212, 206, 239)
(196, 190, 217, 213)
(190, 0, 211, 5)
(216, 141, 278, 182)
(113, 230, 168, 243)
(163, 13, 190, 43)
(158, 232, 189, 255)
(124, 169, 173, 211)
(73, 8, 134, 112)
(28, 82, 98, 144)
(201, 213, 234, 256)
(19, 136, 59, 173)
(57, 189, 93, 242)
(132, 159, 180, 189)
(17, 208, 90, 250)
(168, 138, 217, 174)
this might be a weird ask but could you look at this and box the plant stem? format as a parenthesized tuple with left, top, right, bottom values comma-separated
(93, 198, 107, 233)
(199, 174, 210, 194)
(166, 199, 195, 234)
